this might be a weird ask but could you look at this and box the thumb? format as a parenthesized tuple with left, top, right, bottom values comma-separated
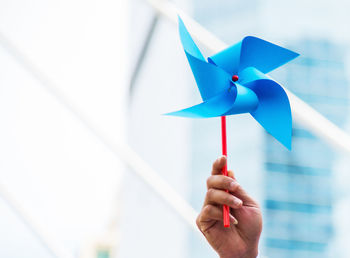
(227, 169, 235, 179)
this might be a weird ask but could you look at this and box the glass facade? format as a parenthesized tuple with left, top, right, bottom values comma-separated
(263, 40, 348, 258)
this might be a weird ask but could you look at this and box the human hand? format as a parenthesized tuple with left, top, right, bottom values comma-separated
(196, 156, 262, 258)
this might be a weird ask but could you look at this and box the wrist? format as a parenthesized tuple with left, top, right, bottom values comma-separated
(219, 248, 258, 258)
(241, 249, 259, 258)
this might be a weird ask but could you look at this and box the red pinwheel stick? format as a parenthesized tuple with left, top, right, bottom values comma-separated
(221, 116, 230, 227)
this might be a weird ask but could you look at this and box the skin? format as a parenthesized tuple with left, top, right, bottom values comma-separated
(196, 156, 262, 258)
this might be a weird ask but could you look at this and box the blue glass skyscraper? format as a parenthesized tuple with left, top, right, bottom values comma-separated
(263, 39, 348, 258)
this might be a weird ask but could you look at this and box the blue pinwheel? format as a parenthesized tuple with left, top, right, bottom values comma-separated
(167, 17, 299, 150)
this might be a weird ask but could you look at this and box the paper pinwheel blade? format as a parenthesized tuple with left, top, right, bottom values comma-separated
(166, 17, 299, 150)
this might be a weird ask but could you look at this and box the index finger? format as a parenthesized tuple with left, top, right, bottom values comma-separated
(211, 156, 226, 175)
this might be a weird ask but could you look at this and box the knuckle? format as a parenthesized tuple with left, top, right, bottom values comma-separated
(217, 175, 232, 189)
(203, 205, 213, 215)
(224, 177, 233, 189)
(207, 188, 215, 199)
(206, 177, 212, 188)
(196, 215, 201, 227)
(196, 214, 205, 233)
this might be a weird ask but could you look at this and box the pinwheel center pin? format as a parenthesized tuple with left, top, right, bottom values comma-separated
(232, 75, 239, 82)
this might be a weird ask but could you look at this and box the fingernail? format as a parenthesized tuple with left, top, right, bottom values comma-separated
(233, 198, 242, 207)
(230, 215, 238, 225)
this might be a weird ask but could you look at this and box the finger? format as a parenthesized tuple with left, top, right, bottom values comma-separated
(225, 170, 258, 207)
(198, 205, 223, 222)
(227, 169, 235, 179)
(198, 205, 239, 225)
(232, 182, 259, 207)
(211, 156, 226, 175)
(204, 188, 243, 209)
(206, 175, 240, 192)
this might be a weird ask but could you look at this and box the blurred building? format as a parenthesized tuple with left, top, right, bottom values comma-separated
(263, 39, 348, 258)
